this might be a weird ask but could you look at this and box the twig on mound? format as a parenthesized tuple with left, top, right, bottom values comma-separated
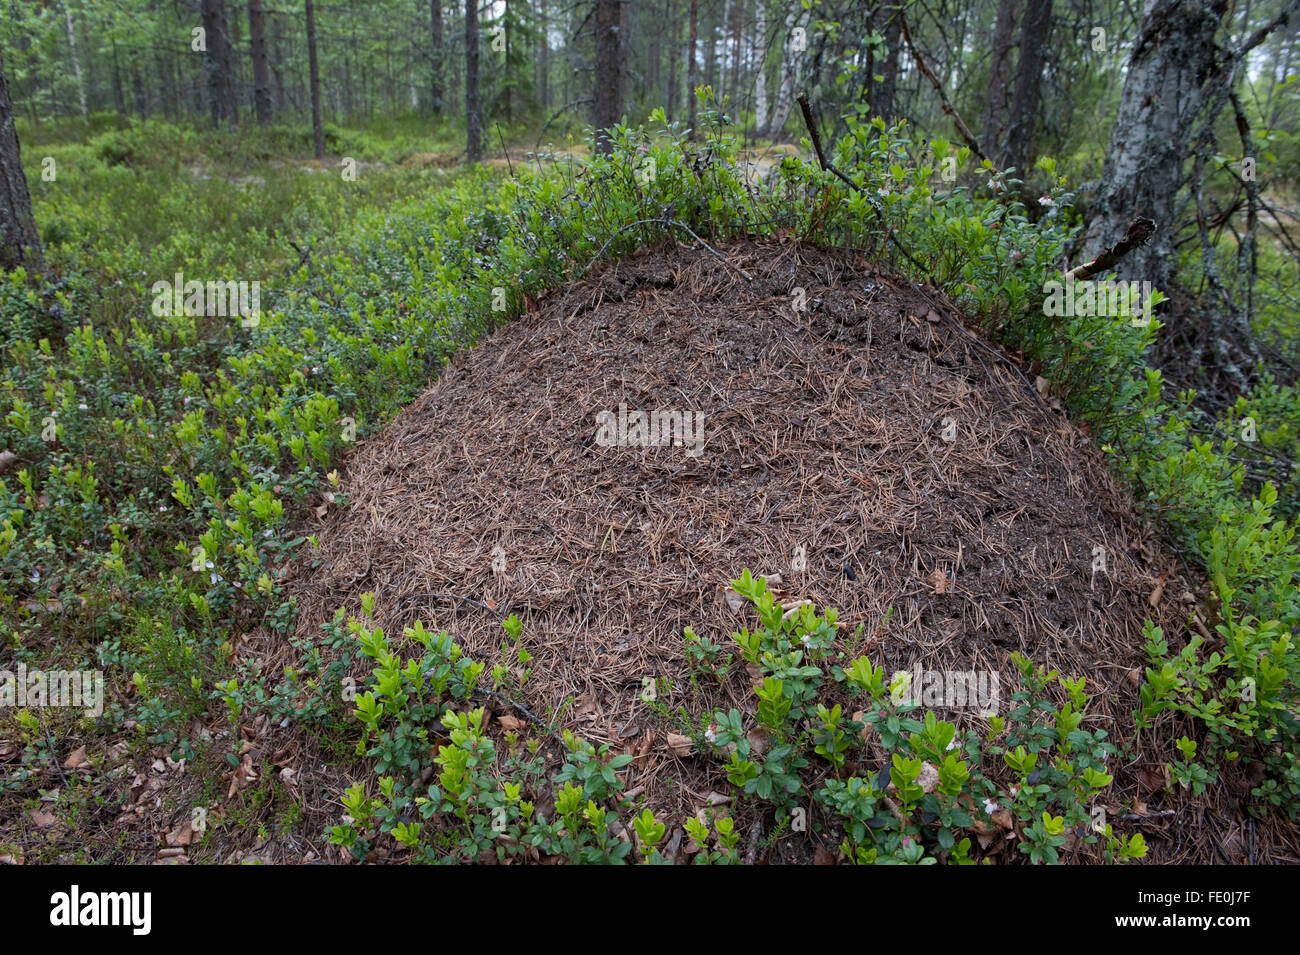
(1064, 216, 1157, 281)
(400, 590, 504, 618)
(795, 91, 928, 276)
(470, 686, 564, 745)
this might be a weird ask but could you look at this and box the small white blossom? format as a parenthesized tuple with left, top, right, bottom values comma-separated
(983, 798, 1000, 815)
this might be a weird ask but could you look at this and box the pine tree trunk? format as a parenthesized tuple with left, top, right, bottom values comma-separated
(305, 0, 325, 158)
(431, 0, 444, 114)
(982, 0, 1019, 163)
(592, 0, 622, 154)
(201, 0, 238, 130)
(869, 4, 901, 122)
(249, 0, 273, 125)
(752, 0, 767, 134)
(667, 0, 680, 121)
(687, 0, 698, 137)
(0, 51, 43, 274)
(466, 0, 482, 161)
(1003, 0, 1051, 173)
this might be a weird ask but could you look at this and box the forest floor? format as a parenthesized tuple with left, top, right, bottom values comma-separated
(202, 236, 1296, 864)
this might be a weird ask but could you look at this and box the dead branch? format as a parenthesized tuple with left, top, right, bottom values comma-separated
(1064, 216, 1156, 281)
(795, 90, 928, 275)
(899, 14, 988, 164)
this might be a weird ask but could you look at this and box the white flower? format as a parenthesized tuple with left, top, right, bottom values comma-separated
(983, 798, 1000, 815)
(1038, 196, 1055, 207)
(946, 737, 960, 751)
(800, 634, 812, 647)
(704, 726, 718, 744)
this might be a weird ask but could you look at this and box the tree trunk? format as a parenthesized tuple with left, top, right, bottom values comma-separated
(64, 2, 88, 122)
(306, 0, 325, 158)
(430, 0, 444, 113)
(0, 51, 43, 274)
(768, 4, 809, 139)
(982, 0, 1019, 162)
(271, 9, 287, 112)
(249, 0, 272, 125)
(869, 4, 902, 122)
(111, 42, 126, 118)
(1003, 0, 1051, 173)
(752, 0, 767, 134)
(201, 0, 239, 130)
(1082, 0, 1226, 290)
(538, 0, 548, 112)
(466, 0, 482, 161)
(730, 0, 744, 107)
(667, 0, 680, 120)
(687, 0, 698, 137)
(592, 0, 623, 154)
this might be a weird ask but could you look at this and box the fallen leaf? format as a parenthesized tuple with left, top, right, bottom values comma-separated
(666, 733, 694, 757)
(925, 568, 949, 595)
(497, 715, 525, 732)
(573, 693, 598, 719)
(62, 746, 91, 770)
(29, 809, 57, 828)
(723, 587, 745, 613)
(813, 844, 839, 865)
(991, 809, 1014, 830)
(227, 754, 258, 798)
(0, 450, 17, 474)
(164, 822, 193, 847)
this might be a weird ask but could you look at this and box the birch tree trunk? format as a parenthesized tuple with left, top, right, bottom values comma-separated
(767, 5, 809, 139)
(64, 2, 88, 122)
